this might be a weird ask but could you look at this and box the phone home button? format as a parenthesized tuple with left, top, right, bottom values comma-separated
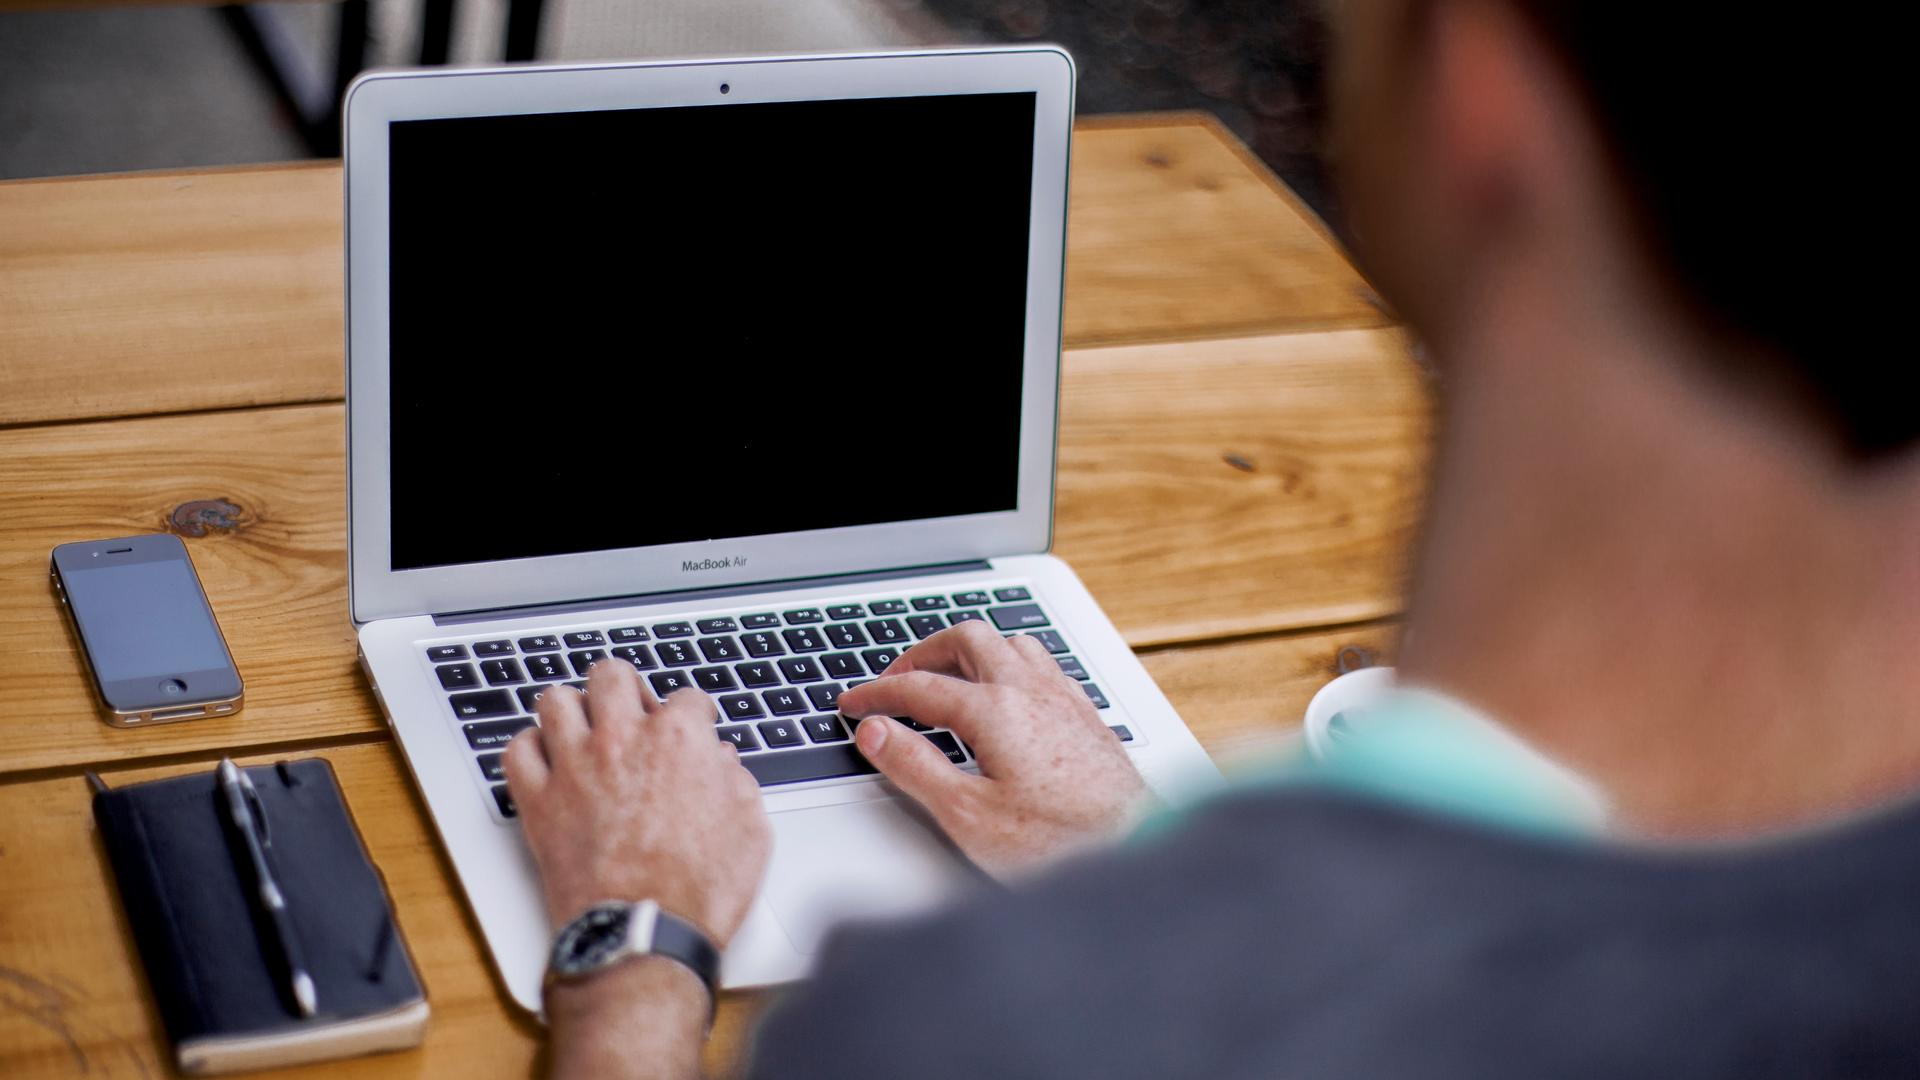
(159, 678, 187, 696)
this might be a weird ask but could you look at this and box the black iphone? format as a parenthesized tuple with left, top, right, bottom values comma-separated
(50, 534, 244, 726)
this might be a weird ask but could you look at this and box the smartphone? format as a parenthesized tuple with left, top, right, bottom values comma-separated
(50, 534, 244, 726)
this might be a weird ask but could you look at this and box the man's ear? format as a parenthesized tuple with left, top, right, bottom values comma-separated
(1421, 0, 1569, 238)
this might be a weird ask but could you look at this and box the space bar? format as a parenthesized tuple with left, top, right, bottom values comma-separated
(744, 745, 879, 786)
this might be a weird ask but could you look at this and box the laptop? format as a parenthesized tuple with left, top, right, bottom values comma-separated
(345, 46, 1221, 1015)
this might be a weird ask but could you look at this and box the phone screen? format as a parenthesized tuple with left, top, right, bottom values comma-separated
(64, 558, 231, 683)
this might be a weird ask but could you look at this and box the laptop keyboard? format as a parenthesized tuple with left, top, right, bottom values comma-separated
(416, 584, 1131, 821)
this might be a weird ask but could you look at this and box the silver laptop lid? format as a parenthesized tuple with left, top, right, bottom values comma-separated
(344, 48, 1074, 623)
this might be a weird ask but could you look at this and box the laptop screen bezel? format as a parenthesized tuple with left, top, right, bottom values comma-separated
(344, 48, 1072, 624)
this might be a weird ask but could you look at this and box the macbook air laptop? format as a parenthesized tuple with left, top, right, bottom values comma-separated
(345, 46, 1221, 1015)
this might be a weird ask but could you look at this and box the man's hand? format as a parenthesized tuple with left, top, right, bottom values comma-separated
(504, 658, 771, 954)
(836, 621, 1150, 878)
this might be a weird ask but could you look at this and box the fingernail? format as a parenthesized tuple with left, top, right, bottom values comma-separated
(855, 716, 887, 754)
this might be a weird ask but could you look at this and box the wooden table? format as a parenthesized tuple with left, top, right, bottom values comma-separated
(0, 113, 1426, 1078)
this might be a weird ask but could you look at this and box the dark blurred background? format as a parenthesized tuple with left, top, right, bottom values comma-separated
(0, 0, 1335, 217)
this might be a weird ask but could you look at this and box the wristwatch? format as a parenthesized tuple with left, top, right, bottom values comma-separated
(545, 900, 720, 1012)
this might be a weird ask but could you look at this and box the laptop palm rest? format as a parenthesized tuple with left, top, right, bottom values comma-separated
(761, 797, 976, 955)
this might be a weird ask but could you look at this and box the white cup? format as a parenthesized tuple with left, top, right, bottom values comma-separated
(1301, 665, 1395, 762)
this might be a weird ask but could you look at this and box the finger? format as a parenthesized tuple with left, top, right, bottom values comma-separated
(536, 683, 592, 761)
(838, 670, 995, 741)
(503, 727, 550, 795)
(1007, 632, 1061, 677)
(585, 660, 645, 742)
(854, 715, 984, 822)
(887, 621, 1025, 682)
(653, 688, 718, 745)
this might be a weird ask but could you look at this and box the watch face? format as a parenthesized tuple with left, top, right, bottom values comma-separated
(556, 905, 631, 973)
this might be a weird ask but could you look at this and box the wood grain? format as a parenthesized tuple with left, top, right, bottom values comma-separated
(0, 330, 1423, 779)
(0, 163, 345, 427)
(0, 117, 1385, 429)
(1056, 328, 1428, 647)
(0, 624, 1394, 1079)
(1067, 113, 1387, 346)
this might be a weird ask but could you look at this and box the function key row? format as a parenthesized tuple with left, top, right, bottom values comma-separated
(429, 587, 1040, 664)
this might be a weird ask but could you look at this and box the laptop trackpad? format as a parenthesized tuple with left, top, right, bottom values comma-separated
(764, 798, 973, 955)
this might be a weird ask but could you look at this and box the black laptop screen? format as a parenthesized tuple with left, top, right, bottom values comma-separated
(386, 92, 1037, 571)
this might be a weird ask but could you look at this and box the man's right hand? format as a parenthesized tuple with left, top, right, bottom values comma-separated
(835, 621, 1151, 878)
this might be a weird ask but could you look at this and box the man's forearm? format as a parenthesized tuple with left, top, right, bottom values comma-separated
(546, 958, 711, 1080)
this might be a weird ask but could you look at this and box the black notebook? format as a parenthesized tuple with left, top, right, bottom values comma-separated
(93, 757, 428, 1074)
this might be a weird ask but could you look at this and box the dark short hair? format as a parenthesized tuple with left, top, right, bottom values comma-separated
(1510, 4, 1912, 456)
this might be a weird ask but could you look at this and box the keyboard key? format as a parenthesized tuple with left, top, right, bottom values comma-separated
(741, 613, 780, 630)
(477, 752, 506, 781)
(518, 635, 563, 652)
(612, 644, 656, 671)
(782, 627, 826, 653)
(861, 647, 900, 674)
(782, 609, 824, 625)
(825, 604, 865, 620)
(1083, 683, 1111, 709)
(921, 730, 967, 763)
(516, 684, 565, 712)
(608, 626, 649, 644)
(523, 653, 567, 680)
(1055, 655, 1089, 680)
(804, 683, 843, 713)
(697, 617, 738, 634)
(492, 785, 518, 818)
(951, 590, 992, 607)
(822, 652, 863, 680)
(649, 671, 695, 697)
(742, 632, 785, 658)
(437, 663, 479, 690)
(778, 657, 824, 683)
(742, 744, 879, 786)
(719, 725, 762, 751)
(1027, 630, 1070, 654)
(473, 639, 515, 657)
(655, 641, 699, 667)
(947, 610, 987, 625)
(463, 717, 532, 749)
(697, 636, 741, 662)
(867, 599, 908, 616)
(988, 604, 1050, 631)
(720, 693, 765, 721)
(757, 719, 805, 748)
(481, 658, 527, 686)
(693, 666, 737, 693)
(864, 619, 908, 645)
(563, 631, 605, 648)
(763, 688, 808, 716)
(824, 622, 869, 649)
(804, 715, 850, 744)
(568, 649, 607, 676)
(734, 660, 780, 688)
(993, 586, 1031, 602)
(427, 644, 469, 662)
(652, 621, 695, 639)
(450, 689, 515, 719)
(895, 716, 934, 732)
(907, 615, 947, 639)
(911, 596, 951, 611)
(1109, 724, 1134, 742)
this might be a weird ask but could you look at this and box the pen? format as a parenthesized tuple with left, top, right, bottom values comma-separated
(218, 758, 318, 1018)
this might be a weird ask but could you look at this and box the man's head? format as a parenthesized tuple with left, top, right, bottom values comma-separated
(1328, 1, 1911, 457)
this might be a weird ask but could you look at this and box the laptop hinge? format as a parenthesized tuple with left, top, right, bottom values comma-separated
(430, 559, 996, 626)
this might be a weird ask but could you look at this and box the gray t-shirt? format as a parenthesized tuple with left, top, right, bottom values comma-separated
(746, 789, 1920, 1078)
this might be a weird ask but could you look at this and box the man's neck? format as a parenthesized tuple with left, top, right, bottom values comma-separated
(1397, 275, 1920, 838)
